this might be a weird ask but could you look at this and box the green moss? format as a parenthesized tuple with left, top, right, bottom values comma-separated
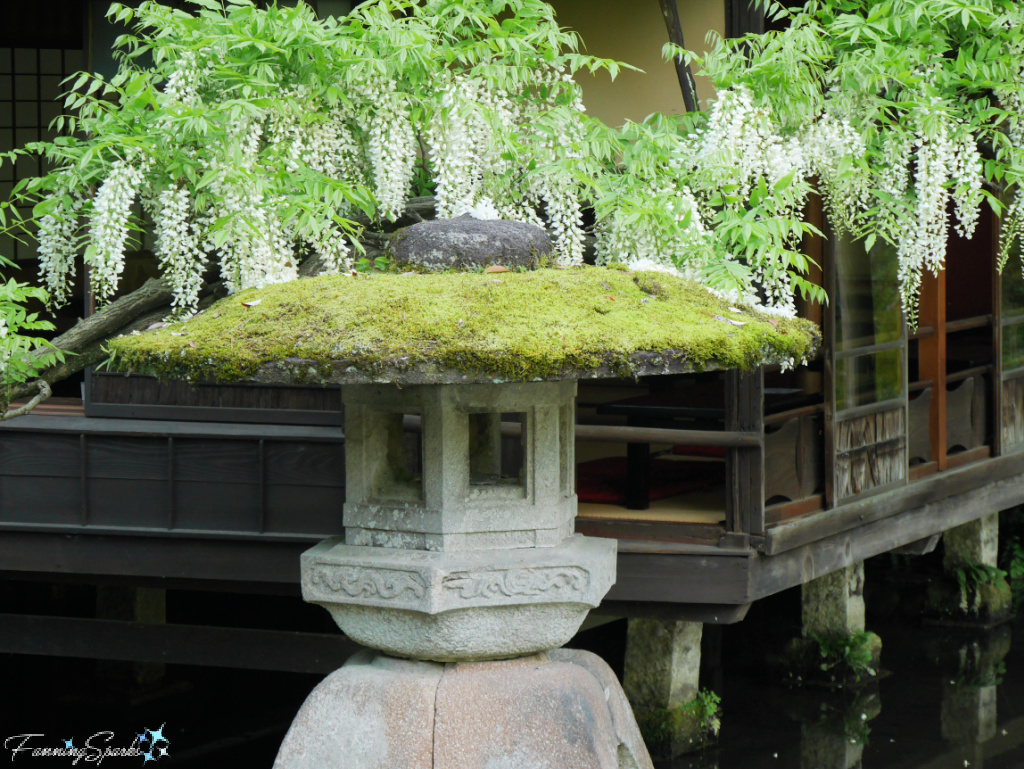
(636, 690, 721, 758)
(108, 266, 819, 384)
(781, 632, 882, 687)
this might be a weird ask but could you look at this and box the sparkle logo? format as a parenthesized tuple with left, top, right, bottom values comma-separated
(136, 725, 171, 764)
(3, 724, 171, 764)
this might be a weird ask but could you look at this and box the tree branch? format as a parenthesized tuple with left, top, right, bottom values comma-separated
(1, 379, 51, 421)
(659, 0, 701, 113)
(3, 277, 175, 404)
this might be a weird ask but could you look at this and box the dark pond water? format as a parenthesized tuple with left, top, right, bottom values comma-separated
(2, 556, 1024, 768)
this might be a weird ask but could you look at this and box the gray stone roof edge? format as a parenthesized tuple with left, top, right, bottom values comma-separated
(122, 348, 810, 386)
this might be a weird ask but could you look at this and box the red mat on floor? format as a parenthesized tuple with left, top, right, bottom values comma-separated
(576, 456, 724, 505)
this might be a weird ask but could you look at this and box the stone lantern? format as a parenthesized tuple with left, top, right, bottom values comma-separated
(282, 377, 641, 768)
(307, 380, 614, 662)
(109, 216, 817, 769)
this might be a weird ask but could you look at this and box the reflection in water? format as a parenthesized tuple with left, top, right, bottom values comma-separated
(797, 688, 880, 769)
(652, 588, 1024, 769)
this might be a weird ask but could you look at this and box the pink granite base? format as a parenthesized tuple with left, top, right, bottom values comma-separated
(274, 648, 653, 769)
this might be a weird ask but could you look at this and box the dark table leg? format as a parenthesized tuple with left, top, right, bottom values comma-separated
(625, 441, 651, 510)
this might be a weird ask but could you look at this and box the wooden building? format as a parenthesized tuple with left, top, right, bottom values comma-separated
(1, 0, 1021, 672)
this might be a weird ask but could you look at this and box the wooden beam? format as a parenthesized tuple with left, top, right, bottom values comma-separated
(407, 414, 762, 448)
(753, 468, 1024, 599)
(0, 530, 310, 584)
(608, 549, 754, 605)
(918, 268, 948, 469)
(594, 601, 751, 625)
(890, 534, 941, 555)
(576, 423, 760, 448)
(0, 613, 359, 674)
(658, 0, 700, 112)
(0, 413, 345, 441)
(764, 445, 1024, 555)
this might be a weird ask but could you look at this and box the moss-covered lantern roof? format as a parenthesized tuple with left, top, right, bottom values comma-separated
(107, 266, 820, 385)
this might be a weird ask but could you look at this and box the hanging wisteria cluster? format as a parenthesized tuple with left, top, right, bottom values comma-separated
(4, 0, 1024, 325)
(0, 0, 609, 318)
(679, 0, 1024, 321)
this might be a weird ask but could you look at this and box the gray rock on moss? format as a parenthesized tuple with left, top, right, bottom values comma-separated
(389, 214, 553, 272)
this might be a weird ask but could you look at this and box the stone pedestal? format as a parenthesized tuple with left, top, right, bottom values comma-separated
(275, 381, 648, 767)
(623, 619, 717, 758)
(275, 649, 652, 769)
(944, 514, 1000, 569)
(782, 563, 881, 684)
(801, 563, 865, 638)
(927, 514, 1013, 625)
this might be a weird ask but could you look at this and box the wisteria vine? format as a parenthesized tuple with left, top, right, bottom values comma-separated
(3, 0, 1024, 325)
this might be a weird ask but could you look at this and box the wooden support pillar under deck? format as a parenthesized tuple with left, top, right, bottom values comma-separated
(919, 268, 948, 470)
(992, 208, 1005, 457)
(726, 368, 764, 536)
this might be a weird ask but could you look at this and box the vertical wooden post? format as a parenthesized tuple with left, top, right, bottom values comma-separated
(992, 208, 1005, 457)
(919, 269, 947, 469)
(725, 367, 764, 535)
(166, 436, 176, 529)
(79, 433, 89, 525)
(822, 225, 837, 508)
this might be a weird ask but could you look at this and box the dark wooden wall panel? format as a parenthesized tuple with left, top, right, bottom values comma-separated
(89, 374, 342, 424)
(87, 437, 168, 480)
(88, 479, 168, 527)
(0, 418, 347, 538)
(0, 433, 80, 477)
(264, 486, 345, 535)
(0, 477, 80, 523)
(174, 440, 260, 484)
(173, 482, 261, 531)
(264, 442, 344, 487)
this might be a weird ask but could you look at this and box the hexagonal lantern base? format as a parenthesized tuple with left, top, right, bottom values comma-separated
(303, 533, 615, 660)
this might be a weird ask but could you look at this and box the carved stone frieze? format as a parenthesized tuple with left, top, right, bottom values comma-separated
(442, 567, 590, 600)
(301, 534, 615, 626)
(309, 565, 427, 600)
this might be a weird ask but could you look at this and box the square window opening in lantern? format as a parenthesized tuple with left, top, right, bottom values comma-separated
(370, 411, 423, 503)
(468, 411, 526, 490)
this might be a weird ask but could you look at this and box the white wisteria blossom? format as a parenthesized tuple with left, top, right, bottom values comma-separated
(37, 211, 78, 308)
(86, 159, 146, 303)
(154, 185, 207, 312)
(8, 0, 1024, 331)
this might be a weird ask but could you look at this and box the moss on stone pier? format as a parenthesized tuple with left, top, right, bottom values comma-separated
(108, 266, 819, 385)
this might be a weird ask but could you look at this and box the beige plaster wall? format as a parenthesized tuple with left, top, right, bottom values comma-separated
(550, 0, 724, 127)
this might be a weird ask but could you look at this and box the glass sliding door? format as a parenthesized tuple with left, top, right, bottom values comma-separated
(1000, 247, 1024, 451)
(826, 235, 908, 503)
